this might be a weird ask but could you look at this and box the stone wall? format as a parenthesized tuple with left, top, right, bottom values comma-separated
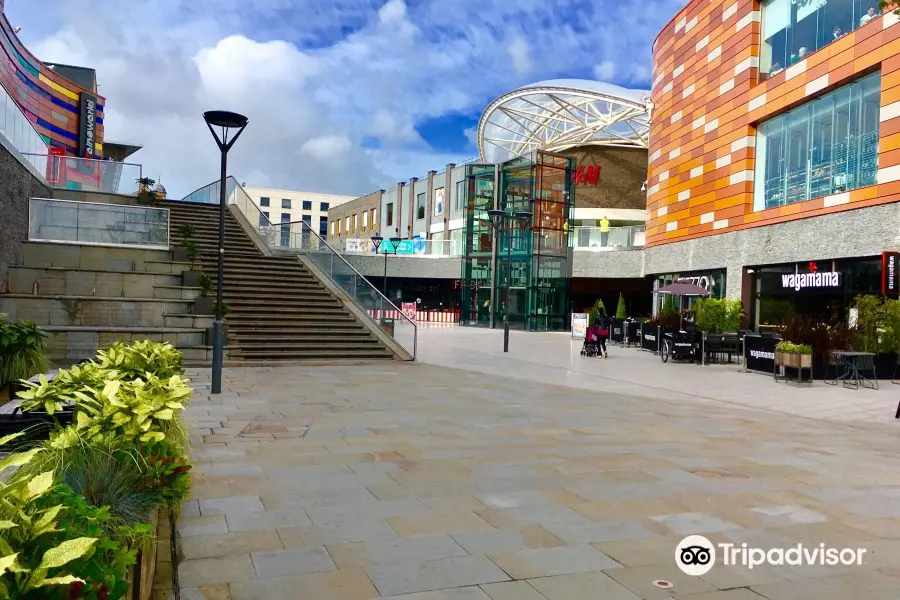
(0, 138, 51, 293)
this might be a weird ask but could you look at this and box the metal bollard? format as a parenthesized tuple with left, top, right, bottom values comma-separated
(739, 335, 749, 373)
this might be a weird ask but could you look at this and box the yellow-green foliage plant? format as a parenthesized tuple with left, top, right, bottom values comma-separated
(0, 433, 98, 599)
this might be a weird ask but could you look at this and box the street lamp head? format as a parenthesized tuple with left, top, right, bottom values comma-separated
(371, 235, 384, 253)
(389, 237, 402, 244)
(203, 110, 249, 152)
(203, 110, 249, 129)
(488, 209, 506, 230)
(515, 211, 532, 224)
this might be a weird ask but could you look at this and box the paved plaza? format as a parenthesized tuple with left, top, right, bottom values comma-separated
(171, 327, 900, 599)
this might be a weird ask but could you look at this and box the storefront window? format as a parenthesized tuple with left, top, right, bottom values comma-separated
(653, 270, 726, 315)
(761, 0, 880, 78)
(754, 72, 880, 211)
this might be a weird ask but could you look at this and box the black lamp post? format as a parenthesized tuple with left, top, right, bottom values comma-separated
(203, 110, 248, 395)
(488, 209, 532, 352)
(370, 234, 401, 320)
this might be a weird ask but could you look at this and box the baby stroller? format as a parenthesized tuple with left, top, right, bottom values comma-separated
(580, 326, 600, 357)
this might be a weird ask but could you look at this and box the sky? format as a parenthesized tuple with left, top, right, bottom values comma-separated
(7, 0, 683, 198)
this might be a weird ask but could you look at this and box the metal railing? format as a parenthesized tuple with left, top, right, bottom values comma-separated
(0, 81, 50, 175)
(180, 177, 417, 359)
(23, 154, 142, 195)
(573, 225, 645, 250)
(333, 237, 463, 257)
(28, 197, 169, 249)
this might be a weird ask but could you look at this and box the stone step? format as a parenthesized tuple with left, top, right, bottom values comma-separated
(229, 348, 393, 360)
(0, 295, 193, 328)
(227, 298, 342, 308)
(145, 260, 193, 275)
(154, 285, 201, 301)
(225, 317, 361, 327)
(230, 332, 377, 342)
(7, 267, 182, 297)
(41, 327, 210, 362)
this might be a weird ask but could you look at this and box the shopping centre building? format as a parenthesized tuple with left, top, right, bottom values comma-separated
(644, 0, 900, 329)
(325, 80, 652, 331)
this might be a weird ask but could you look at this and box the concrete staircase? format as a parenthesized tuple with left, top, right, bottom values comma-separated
(1, 242, 215, 364)
(161, 201, 395, 361)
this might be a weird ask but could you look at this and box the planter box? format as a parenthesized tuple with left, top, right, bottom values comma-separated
(799, 353, 813, 368)
(192, 296, 214, 315)
(774, 350, 784, 366)
(172, 247, 190, 263)
(0, 406, 75, 449)
(125, 509, 160, 600)
(784, 353, 800, 368)
(182, 270, 205, 288)
(206, 324, 229, 346)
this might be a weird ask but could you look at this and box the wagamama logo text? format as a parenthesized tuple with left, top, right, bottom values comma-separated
(781, 271, 839, 291)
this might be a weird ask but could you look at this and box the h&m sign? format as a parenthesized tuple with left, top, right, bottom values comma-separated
(571, 164, 601, 185)
(883, 251, 900, 297)
(78, 93, 98, 158)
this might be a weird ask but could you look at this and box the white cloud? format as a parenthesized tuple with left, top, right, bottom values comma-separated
(507, 38, 532, 76)
(594, 60, 616, 81)
(9, 0, 682, 197)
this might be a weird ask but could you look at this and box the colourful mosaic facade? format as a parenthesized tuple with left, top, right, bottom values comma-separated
(647, 0, 900, 247)
(0, 8, 105, 156)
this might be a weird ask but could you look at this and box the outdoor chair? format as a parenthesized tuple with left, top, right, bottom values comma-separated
(824, 350, 844, 385)
(722, 331, 740, 363)
(844, 353, 878, 390)
(704, 334, 726, 364)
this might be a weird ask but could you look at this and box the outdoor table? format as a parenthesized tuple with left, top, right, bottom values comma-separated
(834, 351, 877, 390)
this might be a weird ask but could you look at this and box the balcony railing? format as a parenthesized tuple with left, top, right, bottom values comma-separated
(573, 225, 645, 250)
(23, 154, 142, 196)
(28, 197, 169, 249)
(333, 237, 463, 257)
(0, 81, 50, 175)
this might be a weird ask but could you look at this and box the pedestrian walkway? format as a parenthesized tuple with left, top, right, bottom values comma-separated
(173, 358, 900, 600)
(418, 326, 899, 428)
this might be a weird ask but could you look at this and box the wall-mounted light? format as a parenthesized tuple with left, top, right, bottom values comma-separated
(641, 180, 648, 192)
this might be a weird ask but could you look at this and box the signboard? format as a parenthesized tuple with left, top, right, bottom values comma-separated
(571, 313, 589, 339)
(641, 325, 659, 352)
(434, 188, 444, 217)
(78, 93, 99, 158)
(378, 238, 426, 255)
(676, 275, 712, 291)
(744, 335, 779, 373)
(346, 238, 373, 253)
(610, 320, 625, 344)
(401, 302, 417, 320)
(780, 271, 840, 291)
(571, 164, 601, 185)
(883, 251, 900, 297)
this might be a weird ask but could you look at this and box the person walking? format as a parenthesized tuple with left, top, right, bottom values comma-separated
(599, 216, 610, 247)
(595, 311, 611, 358)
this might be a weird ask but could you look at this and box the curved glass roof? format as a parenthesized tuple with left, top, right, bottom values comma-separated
(477, 79, 651, 163)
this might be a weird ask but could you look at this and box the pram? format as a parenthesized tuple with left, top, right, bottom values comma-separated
(580, 327, 600, 357)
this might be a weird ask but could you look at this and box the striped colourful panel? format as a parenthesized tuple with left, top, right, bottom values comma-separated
(647, 0, 900, 247)
(0, 13, 105, 155)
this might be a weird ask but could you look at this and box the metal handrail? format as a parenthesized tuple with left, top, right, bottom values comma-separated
(223, 179, 417, 358)
(271, 220, 419, 338)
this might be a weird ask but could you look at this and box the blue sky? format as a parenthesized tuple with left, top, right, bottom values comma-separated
(7, 0, 683, 197)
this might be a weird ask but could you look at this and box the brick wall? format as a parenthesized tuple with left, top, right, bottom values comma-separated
(647, 0, 900, 246)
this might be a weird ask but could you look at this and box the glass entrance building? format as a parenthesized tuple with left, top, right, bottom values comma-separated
(459, 151, 575, 332)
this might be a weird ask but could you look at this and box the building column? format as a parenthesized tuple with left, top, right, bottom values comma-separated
(443, 164, 454, 241)
(407, 177, 418, 239)
(490, 163, 501, 329)
(424, 170, 435, 241)
(394, 182, 405, 238)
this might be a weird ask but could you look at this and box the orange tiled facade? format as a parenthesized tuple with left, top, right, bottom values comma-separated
(647, 0, 900, 247)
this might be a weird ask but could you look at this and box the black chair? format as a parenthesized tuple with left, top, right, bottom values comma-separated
(704, 334, 726, 364)
(722, 331, 740, 363)
(844, 353, 878, 390)
(824, 350, 844, 385)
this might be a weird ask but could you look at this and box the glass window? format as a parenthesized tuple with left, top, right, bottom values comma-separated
(386, 202, 394, 226)
(282, 198, 291, 209)
(455, 180, 465, 210)
(761, 0, 878, 78)
(345, 216, 350, 231)
(753, 71, 881, 211)
(259, 212, 269, 226)
(331, 220, 335, 236)
(259, 196, 270, 207)
(302, 214, 311, 224)
(370, 208, 377, 229)
(320, 202, 329, 212)
(319, 215, 328, 236)
(281, 213, 290, 222)
(417, 192, 426, 220)
(363, 210, 369, 230)
(302, 200, 312, 211)
(352, 214, 357, 233)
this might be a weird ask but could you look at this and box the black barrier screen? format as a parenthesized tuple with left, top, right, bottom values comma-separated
(627, 321, 641, 346)
(744, 335, 780, 373)
(610, 320, 625, 344)
(641, 326, 659, 352)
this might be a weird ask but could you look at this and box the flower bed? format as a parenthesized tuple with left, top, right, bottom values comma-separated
(0, 340, 191, 599)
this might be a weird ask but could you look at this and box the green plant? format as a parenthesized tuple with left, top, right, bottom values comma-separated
(72, 374, 191, 445)
(0, 314, 49, 394)
(615, 294, 626, 319)
(141, 440, 192, 509)
(213, 301, 230, 316)
(135, 178, 158, 204)
(34, 484, 148, 600)
(177, 223, 196, 241)
(879, 1, 899, 15)
(96, 341, 184, 381)
(0, 433, 98, 599)
(198, 273, 214, 298)
(776, 341, 812, 354)
(588, 299, 606, 324)
(883, 298, 900, 355)
(853, 294, 884, 353)
(781, 314, 854, 361)
(694, 298, 743, 333)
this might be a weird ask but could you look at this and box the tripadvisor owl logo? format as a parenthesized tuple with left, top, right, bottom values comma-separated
(676, 535, 715, 576)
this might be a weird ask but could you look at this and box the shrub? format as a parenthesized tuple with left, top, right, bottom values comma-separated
(781, 314, 854, 362)
(615, 294, 626, 319)
(694, 298, 743, 333)
(588, 299, 606, 324)
(853, 294, 884, 353)
(776, 341, 813, 354)
(0, 314, 49, 394)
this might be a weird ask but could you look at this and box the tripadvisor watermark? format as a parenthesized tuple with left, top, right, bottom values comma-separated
(675, 535, 867, 576)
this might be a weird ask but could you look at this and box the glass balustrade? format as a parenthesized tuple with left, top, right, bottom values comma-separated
(0, 81, 49, 175)
(28, 198, 169, 249)
(572, 226, 646, 250)
(22, 154, 143, 195)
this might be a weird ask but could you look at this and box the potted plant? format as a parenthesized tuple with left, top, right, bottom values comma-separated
(0, 314, 49, 404)
(136, 177, 159, 204)
(776, 341, 812, 368)
(192, 273, 215, 315)
(615, 293, 627, 320)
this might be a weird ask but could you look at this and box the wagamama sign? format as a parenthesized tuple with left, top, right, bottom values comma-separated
(781, 271, 840, 291)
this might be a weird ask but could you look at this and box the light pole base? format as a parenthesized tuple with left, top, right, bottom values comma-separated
(211, 320, 225, 394)
(503, 321, 510, 353)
